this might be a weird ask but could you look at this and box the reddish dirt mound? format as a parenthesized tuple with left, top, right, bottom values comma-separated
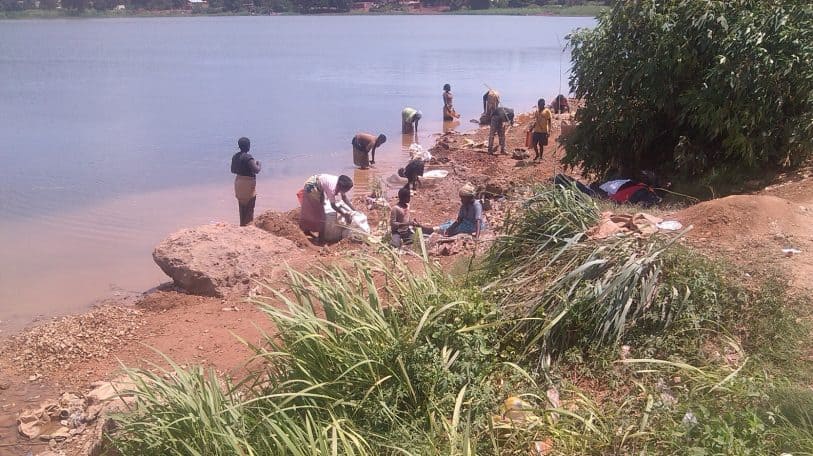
(675, 194, 813, 289)
(253, 208, 314, 248)
(677, 195, 808, 241)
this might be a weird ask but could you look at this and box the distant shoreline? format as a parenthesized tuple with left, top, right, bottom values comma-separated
(0, 4, 606, 19)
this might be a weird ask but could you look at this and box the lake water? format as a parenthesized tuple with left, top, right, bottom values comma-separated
(0, 15, 595, 332)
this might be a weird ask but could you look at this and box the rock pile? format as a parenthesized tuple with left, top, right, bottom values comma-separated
(2, 306, 142, 372)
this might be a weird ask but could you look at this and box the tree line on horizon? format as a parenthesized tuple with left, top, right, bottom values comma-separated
(1, 0, 609, 14)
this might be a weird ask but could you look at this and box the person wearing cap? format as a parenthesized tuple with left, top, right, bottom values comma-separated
(298, 174, 355, 243)
(390, 186, 434, 248)
(402, 107, 422, 134)
(398, 157, 425, 193)
(438, 183, 484, 239)
(230, 136, 261, 226)
(351, 133, 387, 169)
(442, 84, 460, 121)
(488, 106, 515, 155)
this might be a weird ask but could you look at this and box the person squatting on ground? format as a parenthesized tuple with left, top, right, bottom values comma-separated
(529, 98, 552, 161)
(351, 132, 386, 169)
(401, 107, 422, 134)
(298, 174, 355, 243)
(390, 186, 434, 248)
(230, 136, 261, 226)
(488, 106, 515, 155)
(442, 84, 460, 121)
(398, 157, 425, 193)
(551, 94, 570, 114)
(438, 183, 485, 239)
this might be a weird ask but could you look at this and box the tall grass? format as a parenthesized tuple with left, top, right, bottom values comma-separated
(109, 184, 812, 455)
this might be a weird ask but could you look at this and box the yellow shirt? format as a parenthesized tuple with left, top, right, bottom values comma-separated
(532, 108, 552, 133)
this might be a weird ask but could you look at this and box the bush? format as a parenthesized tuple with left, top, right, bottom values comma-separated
(564, 0, 813, 181)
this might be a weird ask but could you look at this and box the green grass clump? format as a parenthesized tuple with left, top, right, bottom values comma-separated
(109, 184, 812, 455)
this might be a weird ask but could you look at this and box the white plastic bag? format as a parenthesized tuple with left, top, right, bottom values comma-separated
(408, 143, 432, 162)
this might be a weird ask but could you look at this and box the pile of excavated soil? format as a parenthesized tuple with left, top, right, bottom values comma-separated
(253, 208, 314, 248)
(675, 194, 813, 288)
(676, 195, 810, 243)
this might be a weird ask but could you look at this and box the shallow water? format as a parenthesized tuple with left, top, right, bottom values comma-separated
(0, 15, 595, 332)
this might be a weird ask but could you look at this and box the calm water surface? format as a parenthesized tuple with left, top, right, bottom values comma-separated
(0, 15, 594, 332)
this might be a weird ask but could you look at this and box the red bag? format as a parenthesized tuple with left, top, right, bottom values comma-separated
(525, 130, 532, 148)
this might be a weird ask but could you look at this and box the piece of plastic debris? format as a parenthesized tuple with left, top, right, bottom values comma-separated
(657, 220, 683, 231)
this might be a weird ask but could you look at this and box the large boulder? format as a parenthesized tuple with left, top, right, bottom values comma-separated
(152, 223, 299, 297)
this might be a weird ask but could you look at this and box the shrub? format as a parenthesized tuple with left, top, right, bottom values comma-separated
(564, 0, 813, 181)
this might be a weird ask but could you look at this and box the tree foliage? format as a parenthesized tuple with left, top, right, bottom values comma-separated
(564, 0, 813, 180)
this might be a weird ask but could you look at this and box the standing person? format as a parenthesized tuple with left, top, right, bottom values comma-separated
(230, 137, 261, 226)
(480, 88, 500, 124)
(390, 186, 434, 248)
(438, 183, 485, 239)
(298, 174, 355, 243)
(351, 133, 386, 169)
(397, 157, 425, 193)
(529, 98, 553, 161)
(401, 107, 422, 134)
(442, 84, 460, 121)
(487, 106, 515, 155)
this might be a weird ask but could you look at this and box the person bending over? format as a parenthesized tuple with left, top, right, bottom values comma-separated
(298, 174, 354, 243)
(351, 132, 386, 169)
(402, 107, 422, 134)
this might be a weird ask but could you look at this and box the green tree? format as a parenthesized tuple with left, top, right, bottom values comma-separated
(468, 0, 489, 9)
(564, 0, 813, 180)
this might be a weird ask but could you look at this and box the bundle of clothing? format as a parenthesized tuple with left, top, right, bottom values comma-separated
(554, 173, 663, 207)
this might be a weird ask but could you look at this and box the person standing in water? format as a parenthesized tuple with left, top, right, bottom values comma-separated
(351, 132, 387, 169)
(230, 137, 261, 226)
(402, 107, 422, 134)
(442, 84, 460, 121)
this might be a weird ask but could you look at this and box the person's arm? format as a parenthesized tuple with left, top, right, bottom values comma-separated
(341, 192, 355, 211)
(482, 93, 487, 112)
(249, 158, 261, 174)
(414, 118, 419, 134)
(370, 145, 376, 164)
(547, 111, 552, 132)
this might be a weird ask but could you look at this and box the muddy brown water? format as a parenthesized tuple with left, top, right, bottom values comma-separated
(0, 15, 596, 333)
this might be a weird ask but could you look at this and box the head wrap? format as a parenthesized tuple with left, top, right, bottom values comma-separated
(458, 183, 476, 198)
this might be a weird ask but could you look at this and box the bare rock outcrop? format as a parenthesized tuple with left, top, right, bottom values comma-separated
(152, 223, 298, 297)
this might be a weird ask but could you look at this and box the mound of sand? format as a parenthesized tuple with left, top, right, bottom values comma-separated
(253, 208, 314, 248)
(676, 195, 809, 242)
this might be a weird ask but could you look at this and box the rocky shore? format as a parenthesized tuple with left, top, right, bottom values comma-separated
(0, 110, 575, 455)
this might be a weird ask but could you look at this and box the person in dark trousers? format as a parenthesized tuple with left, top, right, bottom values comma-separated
(230, 137, 261, 226)
(397, 157, 425, 193)
(487, 106, 514, 155)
